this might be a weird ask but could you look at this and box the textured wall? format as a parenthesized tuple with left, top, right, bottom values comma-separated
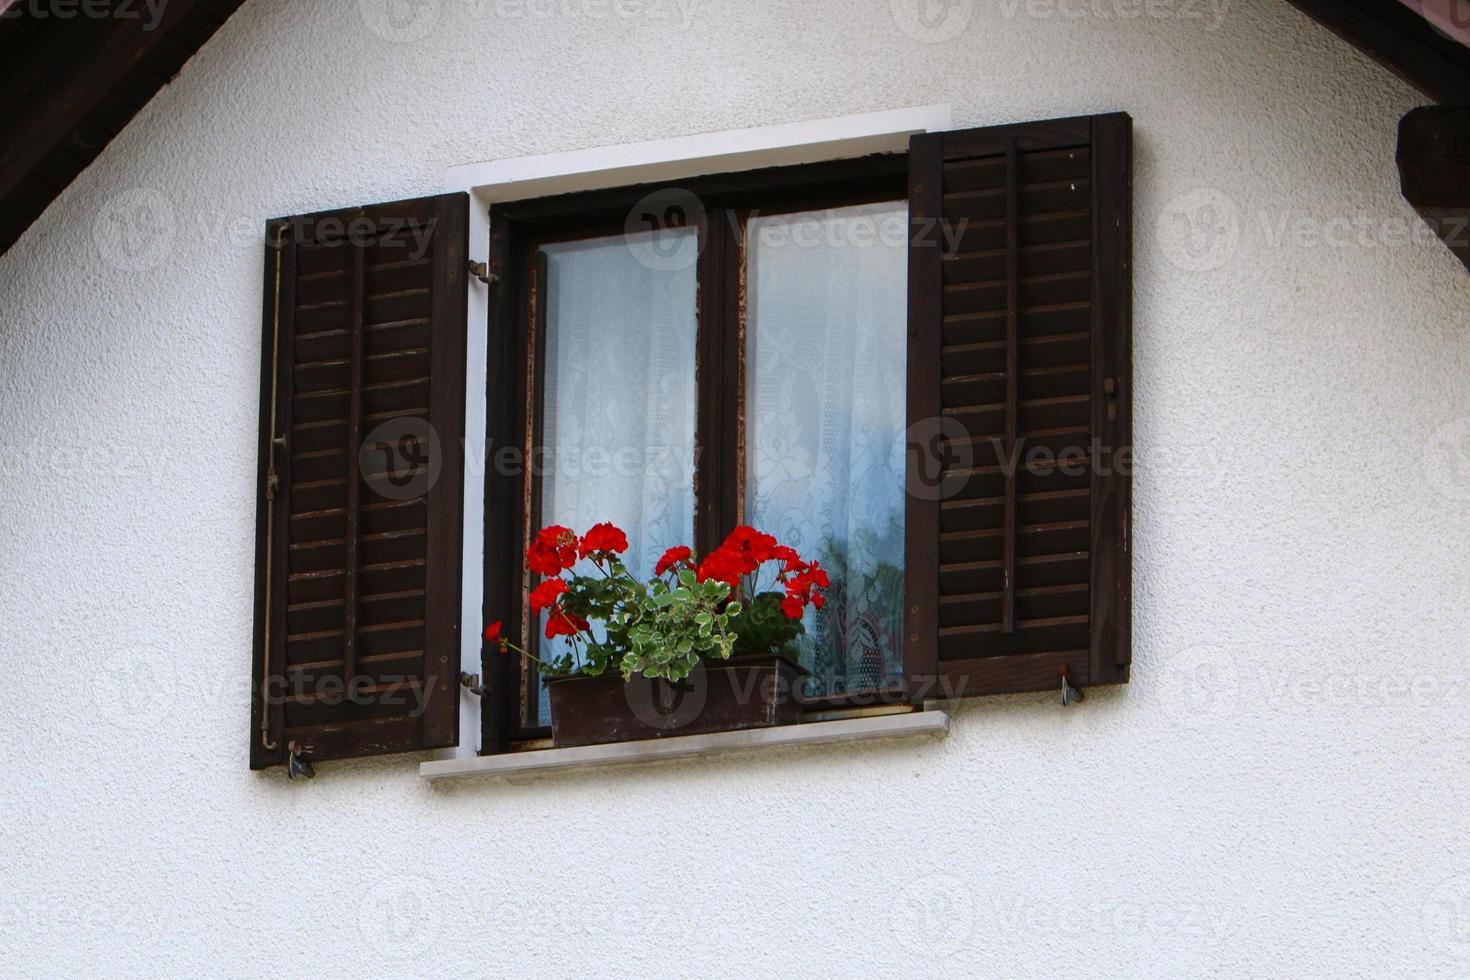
(3, 0, 1470, 976)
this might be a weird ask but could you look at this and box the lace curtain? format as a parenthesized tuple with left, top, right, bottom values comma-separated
(537, 229, 699, 715)
(745, 201, 909, 697)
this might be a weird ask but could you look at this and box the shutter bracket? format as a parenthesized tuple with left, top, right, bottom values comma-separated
(286, 741, 315, 780)
(460, 672, 488, 697)
(1061, 668, 1084, 707)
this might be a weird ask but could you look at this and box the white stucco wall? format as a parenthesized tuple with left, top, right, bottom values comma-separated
(3, 0, 1470, 975)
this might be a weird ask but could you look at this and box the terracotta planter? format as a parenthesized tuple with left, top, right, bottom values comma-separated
(543, 653, 809, 748)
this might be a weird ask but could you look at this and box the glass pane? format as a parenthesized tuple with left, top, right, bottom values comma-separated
(535, 229, 699, 721)
(745, 201, 908, 699)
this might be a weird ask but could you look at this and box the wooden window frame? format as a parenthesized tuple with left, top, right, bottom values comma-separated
(483, 154, 910, 751)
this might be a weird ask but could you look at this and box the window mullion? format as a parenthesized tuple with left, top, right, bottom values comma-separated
(696, 205, 743, 557)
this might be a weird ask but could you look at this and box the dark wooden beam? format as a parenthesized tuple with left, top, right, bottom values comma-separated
(1398, 106, 1470, 272)
(1283, 0, 1470, 104)
(0, 0, 248, 257)
(0, 0, 202, 201)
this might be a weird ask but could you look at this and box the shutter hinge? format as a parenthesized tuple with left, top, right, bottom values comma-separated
(459, 672, 488, 697)
(468, 261, 497, 288)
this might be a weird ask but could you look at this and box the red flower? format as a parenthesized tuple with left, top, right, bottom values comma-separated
(529, 577, 568, 613)
(780, 596, 804, 620)
(695, 528, 813, 592)
(544, 605, 589, 639)
(579, 522, 629, 558)
(528, 525, 578, 576)
(697, 547, 747, 589)
(483, 621, 504, 646)
(784, 560, 831, 609)
(771, 545, 800, 571)
(656, 545, 693, 576)
(726, 525, 777, 563)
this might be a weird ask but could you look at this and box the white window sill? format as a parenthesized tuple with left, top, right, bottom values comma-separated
(419, 709, 951, 783)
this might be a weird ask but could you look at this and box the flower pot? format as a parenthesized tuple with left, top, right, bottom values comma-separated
(542, 653, 809, 748)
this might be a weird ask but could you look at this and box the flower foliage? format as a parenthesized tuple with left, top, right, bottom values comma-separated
(484, 524, 829, 682)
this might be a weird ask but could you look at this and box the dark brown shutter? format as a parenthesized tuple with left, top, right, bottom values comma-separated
(250, 193, 469, 770)
(905, 114, 1132, 702)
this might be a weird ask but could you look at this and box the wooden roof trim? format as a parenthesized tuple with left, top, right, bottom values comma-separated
(0, 0, 247, 257)
(1284, 0, 1470, 104)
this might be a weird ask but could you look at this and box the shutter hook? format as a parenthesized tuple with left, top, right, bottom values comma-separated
(286, 740, 315, 780)
(1061, 668, 1084, 707)
(459, 672, 487, 697)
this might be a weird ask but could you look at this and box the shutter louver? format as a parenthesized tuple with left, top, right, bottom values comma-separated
(250, 193, 468, 770)
(905, 114, 1132, 701)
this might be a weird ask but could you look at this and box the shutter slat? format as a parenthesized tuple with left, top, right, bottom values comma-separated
(1002, 139, 1020, 635)
(251, 193, 467, 770)
(904, 114, 1131, 701)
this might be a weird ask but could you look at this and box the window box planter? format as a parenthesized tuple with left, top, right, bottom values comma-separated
(543, 653, 808, 748)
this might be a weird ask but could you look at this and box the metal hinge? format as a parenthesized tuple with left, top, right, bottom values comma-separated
(467, 261, 497, 287)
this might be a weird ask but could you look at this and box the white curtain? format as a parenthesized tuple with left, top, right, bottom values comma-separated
(537, 229, 699, 707)
(745, 202, 909, 697)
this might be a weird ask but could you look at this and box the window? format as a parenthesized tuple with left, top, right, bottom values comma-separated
(496, 157, 913, 739)
(249, 112, 1134, 770)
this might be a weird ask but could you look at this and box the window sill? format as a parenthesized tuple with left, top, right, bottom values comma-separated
(419, 708, 951, 783)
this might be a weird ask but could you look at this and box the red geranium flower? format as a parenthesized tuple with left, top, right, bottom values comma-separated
(544, 605, 589, 639)
(780, 596, 805, 620)
(579, 522, 629, 558)
(697, 547, 747, 589)
(528, 577, 568, 613)
(483, 621, 505, 647)
(726, 525, 777, 563)
(656, 545, 693, 576)
(528, 525, 578, 576)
